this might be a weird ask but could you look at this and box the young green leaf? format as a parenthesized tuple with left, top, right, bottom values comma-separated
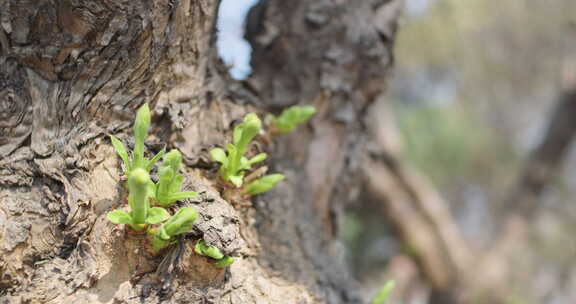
(147, 179, 157, 200)
(195, 240, 234, 267)
(146, 207, 170, 224)
(150, 207, 198, 252)
(299, 105, 316, 121)
(371, 280, 395, 304)
(231, 114, 261, 174)
(194, 240, 224, 260)
(245, 153, 267, 168)
(145, 147, 166, 172)
(234, 113, 262, 149)
(204, 246, 224, 260)
(229, 175, 244, 188)
(272, 105, 316, 134)
(107, 168, 169, 231)
(210, 148, 228, 165)
(167, 149, 183, 170)
(214, 256, 234, 268)
(163, 192, 198, 202)
(110, 135, 131, 172)
(222, 144, 238, 181)
(162, 207, 198, 236)
(107, 210, 133, 224)
(242, 174, 285, 195)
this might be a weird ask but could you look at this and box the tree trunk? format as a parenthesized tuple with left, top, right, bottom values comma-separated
(0, 0, 400, 303)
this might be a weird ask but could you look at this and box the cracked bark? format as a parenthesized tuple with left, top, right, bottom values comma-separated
(0, 0, 400, 303)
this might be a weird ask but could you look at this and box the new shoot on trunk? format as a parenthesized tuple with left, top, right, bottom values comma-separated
(210, 113, 267, 187)
(107, 168, 170, 232)
(154, 150, 197, 207)
(109, 104, 165, 177)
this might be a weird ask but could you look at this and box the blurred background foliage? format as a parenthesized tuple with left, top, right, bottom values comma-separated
(389, 0, 576, 231)
(395, 104, 513, 191)
(345, 0, 576, 302)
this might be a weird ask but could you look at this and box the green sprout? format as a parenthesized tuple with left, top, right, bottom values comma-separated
(107, 168, 170, 231)
(154, 150, 197, 207)
(195, 240, 235, 267)
(270, 105, 316, 134)
(149, 207, 198, 252)
(210, 113, 267, 187)
(242, 174, 285, 195)
(110, 104, 165, 176)
(371, 280, 395, 304)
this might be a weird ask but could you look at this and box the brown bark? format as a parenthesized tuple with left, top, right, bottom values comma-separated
(0, 0, 400, 303)
(245, 0, 400, 301)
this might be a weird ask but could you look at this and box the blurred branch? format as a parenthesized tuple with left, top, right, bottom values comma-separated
(362, 152, 469, 301)
(362, 101, 472, 301)
(362, 85, 576, 302)
(506, 85, 576, 217)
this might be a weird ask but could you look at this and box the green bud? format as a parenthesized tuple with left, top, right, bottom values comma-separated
(128, 168, 151, 228)
(164, 149, 182, 172)
(156, 150, 196, 206)
(236, 113, 262, 149)
(133, 104, 151, 169)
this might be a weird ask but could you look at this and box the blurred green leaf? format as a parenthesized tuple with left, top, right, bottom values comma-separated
(243, 174, 285, 195)
(371, 280, 395, 304)
(107, 210, 133, 224)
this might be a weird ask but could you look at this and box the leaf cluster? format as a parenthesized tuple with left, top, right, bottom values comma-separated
(106, 105, 316, 263)
(107, 168, 170, 232)
(153, 150, 197, 207)
(107, 104, 198, 253)
(210, 113, 285, 196)
(210, 113, 268, 187)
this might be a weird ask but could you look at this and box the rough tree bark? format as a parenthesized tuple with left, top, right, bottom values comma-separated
(0, 0, 400, 303)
